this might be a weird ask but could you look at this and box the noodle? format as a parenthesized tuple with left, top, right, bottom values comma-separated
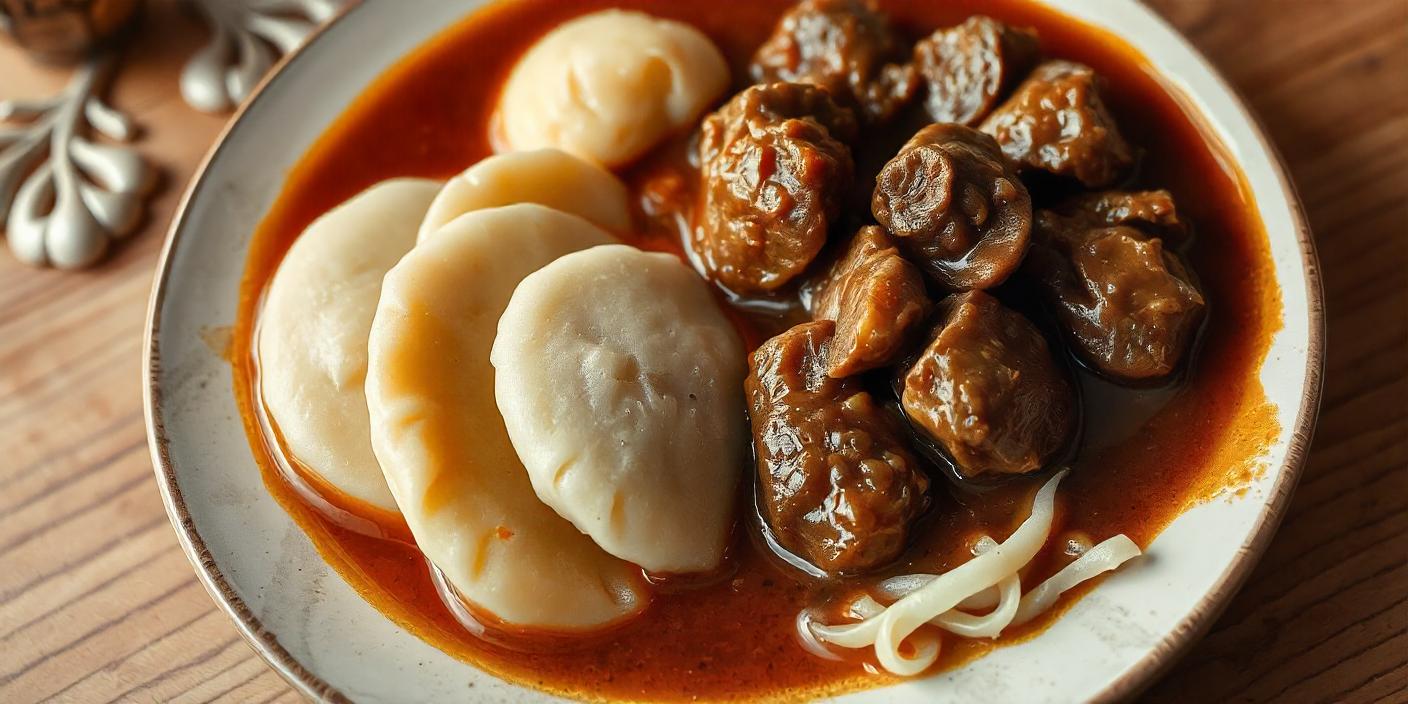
(871, 471, 1065, 674)
(857, 537, 1020, 639)
(806, 471, 1144, 676)
(875, 536, 1002, 610)
(1012, 534, 1142, 626)
(931, 571, 1020, 638)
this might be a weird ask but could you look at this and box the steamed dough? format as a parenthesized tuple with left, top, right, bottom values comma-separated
(365, 204, 647, 630)
(495, 10, 729, 167)
(417, 149, 632, 241)
(491, 245, 746, 573)
(258, 178, 439, 513)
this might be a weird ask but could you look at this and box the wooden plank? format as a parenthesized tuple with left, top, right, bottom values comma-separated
(0, 0, 1402, 701)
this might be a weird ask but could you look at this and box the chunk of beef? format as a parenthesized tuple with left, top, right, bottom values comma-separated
(1026, 197, 1204, 381)
(1045, 188, 1186, 244)
(900, 291, 1077, 478)
(913, 16, 1040, 126)
(747, 321, 929, 574)
(807, 226, 929, 377)
(751, 0, 918, 122)
(872, 123, 1032, 290)
(695, 83, 858, 294)
(980, 61, 1134, 187)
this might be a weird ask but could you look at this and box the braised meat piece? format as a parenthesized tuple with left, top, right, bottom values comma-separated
(980, 61, 1134, 187)
(704, 79, 861, 142)
(751, 0, 919, 123)
(913, 16, 1040, 126)
(695, 83, 858, 294)
(747, 321, 929, 574)
(900, 291, 1076, 478)
(872, 123, 1032, 291)
(1026, 197, 1204, 381)
(1046, 188, 1186, 244)
(807, 226, 929, 377)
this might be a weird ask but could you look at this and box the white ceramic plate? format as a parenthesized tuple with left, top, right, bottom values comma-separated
(144, 1, 1324, 701)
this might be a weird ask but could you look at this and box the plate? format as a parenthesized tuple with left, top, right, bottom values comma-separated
(143, 0, 1324, 701)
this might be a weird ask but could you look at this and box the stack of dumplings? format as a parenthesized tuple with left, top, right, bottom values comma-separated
(257, 11, 743, 632)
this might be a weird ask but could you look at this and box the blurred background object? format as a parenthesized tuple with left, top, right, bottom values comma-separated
(0, 0, 345, 271)
(180, 0, 344, 112)
(0, 0, 141, 64)
(0, 55, 155, 268)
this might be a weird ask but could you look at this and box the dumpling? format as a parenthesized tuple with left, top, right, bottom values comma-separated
(417, 149, 632, 241)
(365, 203, 647, 630)
(494, 10, 729, 167)
(259, 178, 439, 514)
(492, 245, 745, 573)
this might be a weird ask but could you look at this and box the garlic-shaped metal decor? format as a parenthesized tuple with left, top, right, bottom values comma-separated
(0, 57, 156, 269)
(181, 0, 347, 113)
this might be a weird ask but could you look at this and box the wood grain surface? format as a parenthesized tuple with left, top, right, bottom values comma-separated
(1, 0, 1404, 701)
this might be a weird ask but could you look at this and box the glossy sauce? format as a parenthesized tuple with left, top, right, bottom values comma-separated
(232, 0, 1282, 700)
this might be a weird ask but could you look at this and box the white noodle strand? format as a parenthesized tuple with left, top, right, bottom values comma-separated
(875, 573, 938, 600)
(840, 562, 1019, 641)
(876, 537, 1003, 610)
(869, 471, 1065, 674)
(848, 595, 884, 620)
(810, 610, 882, 648)
(931, 571, 1021, 638)
(807, 471, 1144, 676)
(956, 586, 1001, 612)
(1011, 534, 1142, 625)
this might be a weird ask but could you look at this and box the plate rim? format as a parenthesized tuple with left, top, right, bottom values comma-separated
(141, 1, 1326, 701)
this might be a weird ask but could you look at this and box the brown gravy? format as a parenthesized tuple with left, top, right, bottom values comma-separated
(232, 0, 1282, 700)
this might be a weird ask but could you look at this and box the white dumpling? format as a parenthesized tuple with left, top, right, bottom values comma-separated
(495, 10, 729, 167)
(491, 245, 746, 574)
(418, 149, 631, 241)
(366, 203, 647, 630)
(259, 178, 439, 514)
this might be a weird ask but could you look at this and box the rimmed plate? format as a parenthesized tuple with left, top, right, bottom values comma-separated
(143, 1, 1324, 701)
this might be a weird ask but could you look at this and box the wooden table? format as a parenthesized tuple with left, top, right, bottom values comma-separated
(1, 0, 1403, 701)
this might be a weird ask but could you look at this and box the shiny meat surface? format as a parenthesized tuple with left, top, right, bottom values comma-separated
(980, 60, 1134, 187)
(807, 226, 929, 377)
(1047, 188, 1186, 243)
(913, 16, 1040, 126)
(872, 123, 1032, 290)
(746, 321, 930, 574)
(1027, 199, 1205, 381)
(751, 0, 919, 123)
(900, 291, 1076, 478)
(695, 83, 858, 294)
